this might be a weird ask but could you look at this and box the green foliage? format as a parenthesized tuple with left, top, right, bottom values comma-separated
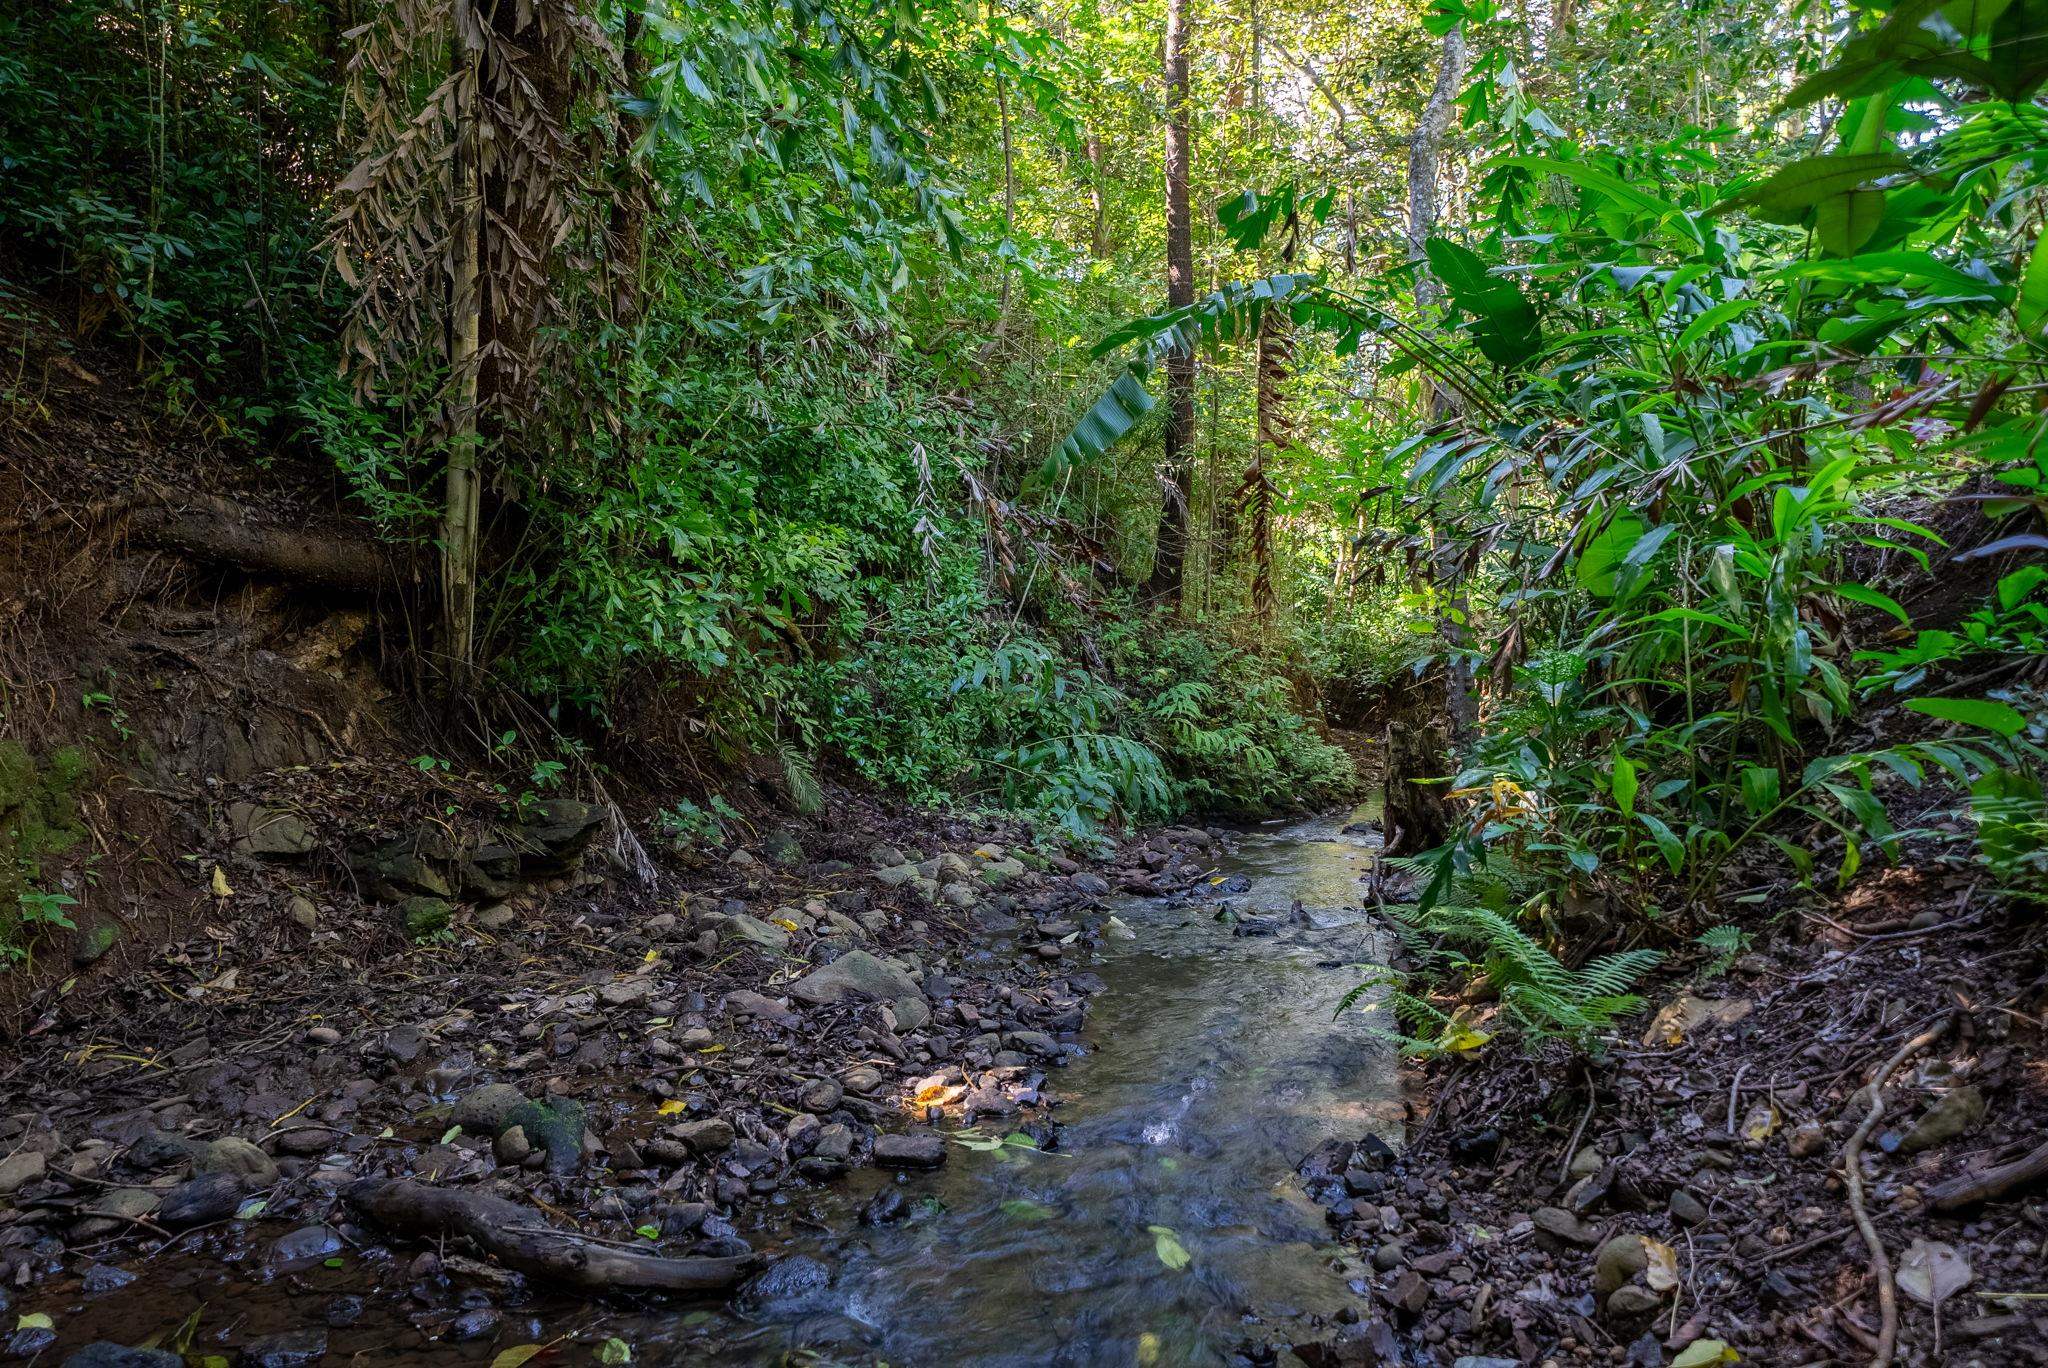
(0, 743, 91, 962)
(1353, 854, 1663, 1052)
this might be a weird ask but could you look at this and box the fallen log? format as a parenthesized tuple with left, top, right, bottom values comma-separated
(1928, 1138, 2048, 1212)
(127, 494, 396, 593)
(344, 1178, 755, 1294)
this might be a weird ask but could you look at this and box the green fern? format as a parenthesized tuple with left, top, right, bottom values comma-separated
(776, 742, 823, 815)
(1695, 923, 1751, 979)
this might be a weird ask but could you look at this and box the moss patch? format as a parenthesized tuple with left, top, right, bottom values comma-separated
(0, 741, 90, 956)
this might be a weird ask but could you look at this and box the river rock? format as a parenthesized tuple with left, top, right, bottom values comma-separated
(1533, 1206, 1598, 1248)
(723, 913, 790, 952)
(452, 1083, 530, 1136)
(1605, 1285, 1664, 1320)
(191, 1136, 279, 1186)
(269, 1224, 343, 1264)
(158, 1172, 245, 1227)
(0, 1150, 46, 1194)
(62, 1346, 182, 1368)
(1069, 872, 1110, 898)
(494, 1126, 532, 1166)
(872, 1132, 947, 1169)
(791, 950, 921, 1008)
(800, 1078, 844, 1113)
(236, 1329, 327, 1368)
(502, 1099, 584, 1173)
(841, 1064, 884, 1094)
(739, 1254, 833, 1313)
(1594, 1234, 1649, 1295)
(673, 1119, 735, 1154)
(1902, 1085, 1986, 1152)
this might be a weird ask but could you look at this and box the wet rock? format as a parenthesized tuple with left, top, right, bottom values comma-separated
(800, 1078, 844, 1113)
(269, 1224, 344, 1264)
(10, 1327, 58, 1358)
(872, 1132, 947, 1169)
(813, 1124, 854, 1162)
(236, 1329, 327, 1368)
(1448, 1127, 1503, 1165)
(452, 1083, 531, 1136)
(62, 1345, 183, 1368)
(1005, 1030, 1059, 1058)
(1901, 1085, 1985, 1152)
(1069, 872, 1110, 898)
(158, 1172, 245, 1227)
(0, 1149, 46, 1194)
(738, 1254, 833, 1313)
(81, 1264, 137, 1294)
(502, 1099, 585, 1173)
(323, 1297, 364, 1328)
(88, 1186, 162, 1222)
(447, 1308, 501, 1343)
(1594, 1234, 1649, 1295)
(860, 1187, 909, 1226)
(841, 1065, 884, 1095)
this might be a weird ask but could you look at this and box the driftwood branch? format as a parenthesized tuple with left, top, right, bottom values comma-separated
(344, 1178, 755, 1293)
(1929, 1138, 2048, 1212)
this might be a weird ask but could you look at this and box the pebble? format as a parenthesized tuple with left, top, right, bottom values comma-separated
(269, 1224, 344, 1264)
(236, 1330, 327, 1368)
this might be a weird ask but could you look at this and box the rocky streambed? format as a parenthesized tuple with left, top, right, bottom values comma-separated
(1, 802, 1407, 1367)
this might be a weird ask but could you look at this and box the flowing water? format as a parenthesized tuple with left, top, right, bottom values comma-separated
(666, 805, 1404, 1365)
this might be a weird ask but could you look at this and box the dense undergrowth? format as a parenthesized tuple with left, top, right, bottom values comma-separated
(3, 0, 2046, 995)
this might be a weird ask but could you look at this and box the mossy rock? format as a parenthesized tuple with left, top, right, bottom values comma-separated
(71, 919, 118, 966)
(397, 896, 453, 938)
(0, 741, 92, 953)
(503, 1099, 585, 1174)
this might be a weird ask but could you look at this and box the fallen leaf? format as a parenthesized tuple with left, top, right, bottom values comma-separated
(1742, 1102, 1779, 1143)
(490, 1348, 545, 1368)
(210, 867, 234, 897)
(598, 1339, 632, 1365)
(1896, 1237, 1972, 1307)
(1147, 1224, 1191, 1270)
(16, 1314, 54, 1332)
(1643, 993, 1753, 1047)
(657, 1100, 686, 1116)
(1671, 1340, 1738, 1366)
(1644, 1237, 1681, 1292)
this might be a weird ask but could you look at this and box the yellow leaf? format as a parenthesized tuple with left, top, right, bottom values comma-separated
(16, 1314, 54, 1332)
(642, 949, 659, 964)
(1742, 1102, 1779, 1143)
(1643, 1238, 1681, 1292)
(657, 1100, 686, 1116)
(210, 867, 234, 897)
(1671, 1340, 1738, 1367)
(1146, 1224, 1192, 1270)
(490, 1347, 545, 1368)
(773, 918, 799, 932)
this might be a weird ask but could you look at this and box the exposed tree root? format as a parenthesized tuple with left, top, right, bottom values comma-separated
(1929, 1136, 2048, 1212)
(345, 1178, 756, 1294)
(1839, 1015, 1951, 1368)
(127, 494, 396, 593)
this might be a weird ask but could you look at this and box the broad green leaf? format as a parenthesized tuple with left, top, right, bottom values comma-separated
(1425, 237, 1542, 367)
(1612, 755, 1639, 817)
(1672, 1338, 1739, 1366)
(1492, 155, 1678, 216)
(1674, 298, 1761, 352)
(2019, 233, 2048, 342)
(1815, 187, 1885, 256)
(599, 1338, 633, 1365)
(1905, 697, 2028, 736)
(1714, 153, 1909, 223)
(1834, 582, 1911, 626)
(491, 1348, 545, 1368)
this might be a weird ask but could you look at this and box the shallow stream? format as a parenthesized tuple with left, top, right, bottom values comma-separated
(668, 806, 1402, 1365)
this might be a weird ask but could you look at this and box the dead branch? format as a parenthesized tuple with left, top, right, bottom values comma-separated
(344, 1178, 755, 1293)
(1928, 1137, 2048, 1212)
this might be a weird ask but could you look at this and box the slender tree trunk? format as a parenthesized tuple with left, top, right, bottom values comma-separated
(1149, 0, 1196, 607)
(997, 71, 1016, 325)
(442, 0, 484, 685)
(1086, 133, 1108, 258)
(1407, 24, 1478, 742)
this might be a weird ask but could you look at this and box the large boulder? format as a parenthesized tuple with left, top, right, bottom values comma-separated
(506, 799, 604, 873)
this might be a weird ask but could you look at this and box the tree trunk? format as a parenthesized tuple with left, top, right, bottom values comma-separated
(1406, 25, 1478, 743)
(1086, 133, 1108, 258)
(1148, 0, 1196, 608)
(443, 2, 484, 686)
